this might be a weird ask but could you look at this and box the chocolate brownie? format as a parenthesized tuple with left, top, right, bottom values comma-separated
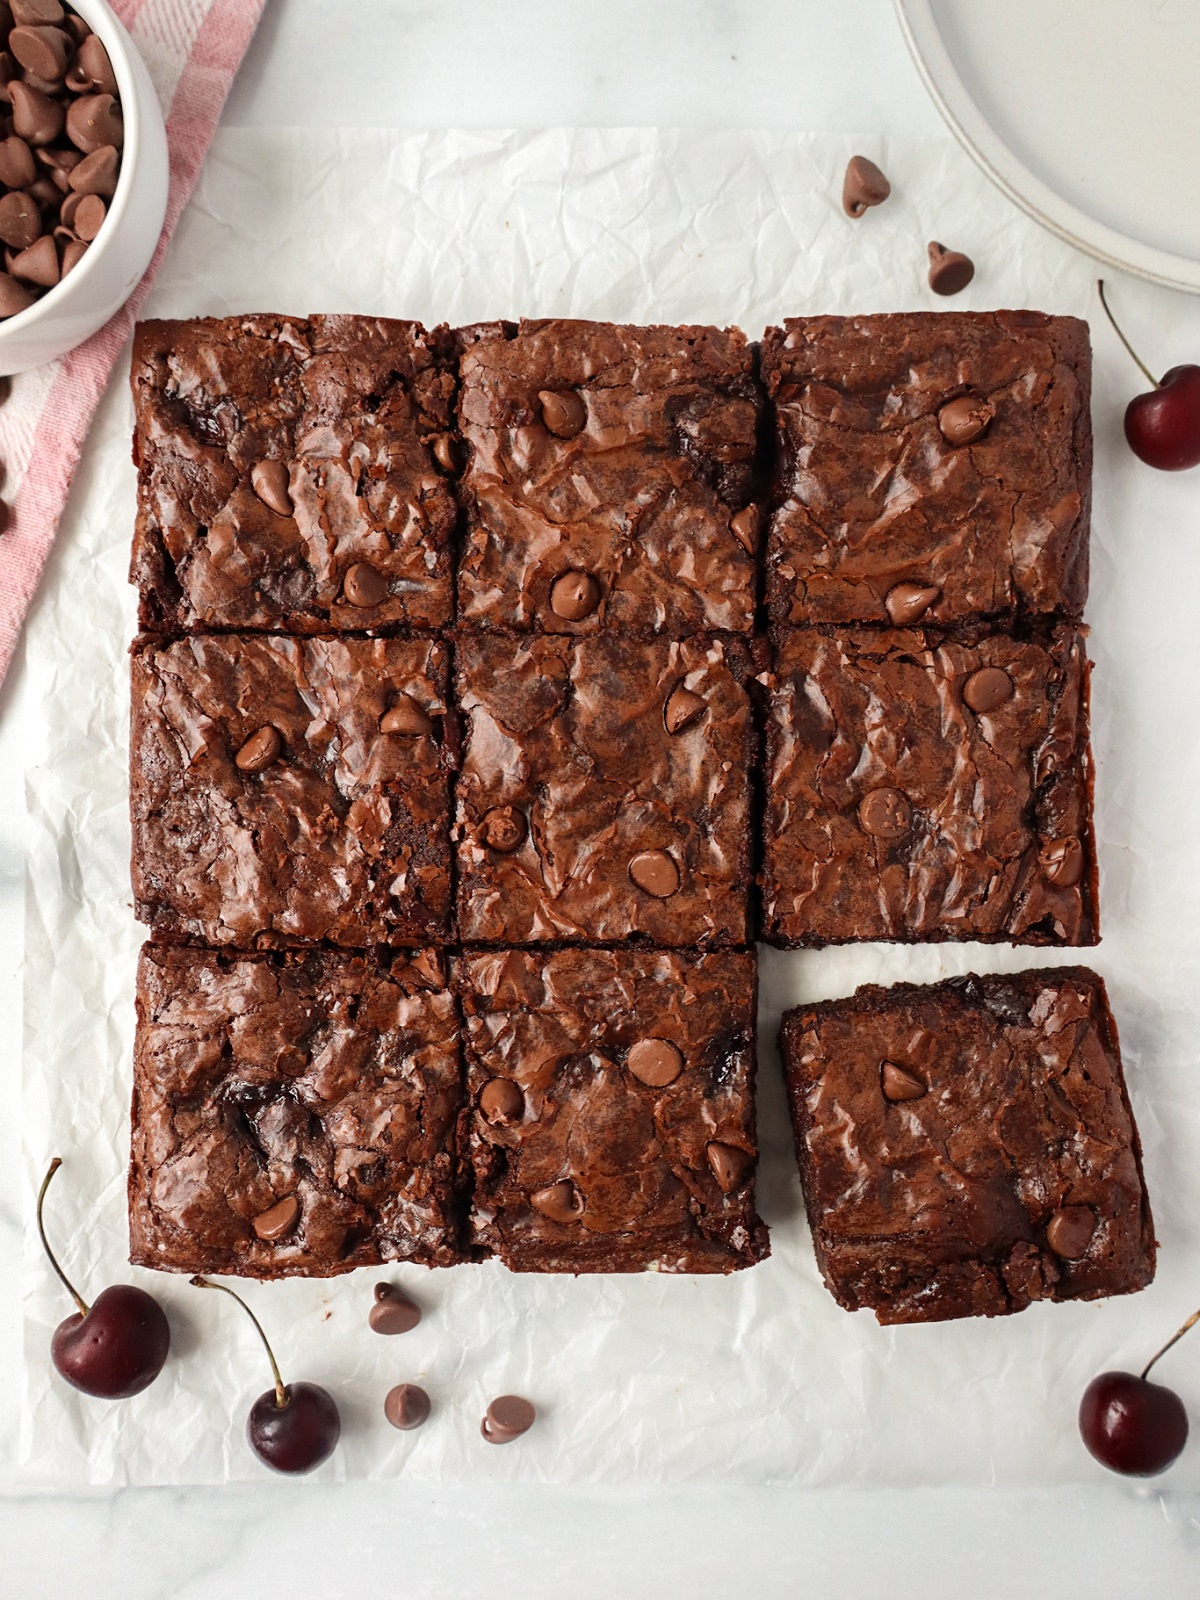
(762, 312, 1091, 627)
(762, 624, 1097, 946)
(130, 315, 457, 633)
(131, 633, 453, 947)
(129, 944, 462, 1277)
(457, 947, 768, 1272)
(455, 632, 754, 945)
(456, 319, 761, 635)
(780, 968, 1155, 1324)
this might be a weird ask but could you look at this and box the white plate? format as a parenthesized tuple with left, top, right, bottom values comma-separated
(895, 0, 1200, 293)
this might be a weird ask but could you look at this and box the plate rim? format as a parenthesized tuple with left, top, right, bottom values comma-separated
(894, 0, 1200, 295)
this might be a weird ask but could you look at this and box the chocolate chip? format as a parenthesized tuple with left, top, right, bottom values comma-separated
(0, 188, 39, 247)
(664, 683, 707, 735)
(842, 154, 891, 217)
(481, 1394, 536, 1444)
(1040, 836, 1084, 887)
(235, 725, 283, 773)
(480, 806, 527, 853)
(380, 694, 433, 736)
(530, 1179, 583, 1224)
(884, 581, 940, 626)
(11, 2, 66, 25)
(729, 504, 760, 554)
(938, 394, 994, 446)
(57, 188, 80, 229)
(250, 457, 293, 516)
(0, 134, 35, 187)
(479, 1077, 524, 1124)
(65, 91, 122, 153)
(76, 34, 116, 95)
(431, 431, 459, 472)
(9, 79, 62, 144)
(706, 1141, 751, 1193)
(252, 1195, 300, 1241)
(59, 234, 84, 274)
(10, 231, 55, 285)
(384, 1383, 431, 1430)
(538, 388, 586, 438)
(927, 241, 975, 296)
(963, 666, 1013, 713)
(67, 141, 117, 196)
(72, 189, 104, 240)
(549, 569, 600, 620)
(0, 270, 33, 316)
(1046, 1204, 1096, 1260)
(342, 561, 388, 608)
(368, 1282, 421, 1335)
(9, 24, 70, 81)
(881, 1061, 927, 1102)
(628, 848, 680, 898)
(857, 786, 912, 840)
(627, 1038, 683, 1087)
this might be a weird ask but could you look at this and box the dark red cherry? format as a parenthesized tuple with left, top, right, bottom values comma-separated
(1079, 1306, 1197, 1477)
(1099, 280, 1200, 470)
(38, 1158, 170, 1399)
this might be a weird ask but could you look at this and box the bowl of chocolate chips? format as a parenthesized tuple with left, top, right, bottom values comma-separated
(0, 0, 168, 374)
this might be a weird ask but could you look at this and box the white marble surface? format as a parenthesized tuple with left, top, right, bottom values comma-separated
(1, 0, 1199, 1592)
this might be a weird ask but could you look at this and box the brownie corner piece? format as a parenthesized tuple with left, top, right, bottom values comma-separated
(456, 946, 768, 1273)
(455, 317, 762, 636)
(762, 311, 1091, 628)
(779, 967, 1154, 1324)
(129, 313, 456, 634)
(129, 943, 463, 1277)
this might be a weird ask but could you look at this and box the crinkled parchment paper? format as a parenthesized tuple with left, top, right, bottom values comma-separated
(17, 128, 1200, 1486)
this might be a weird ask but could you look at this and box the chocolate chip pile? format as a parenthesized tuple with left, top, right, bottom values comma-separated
(0, 0, 122, 319)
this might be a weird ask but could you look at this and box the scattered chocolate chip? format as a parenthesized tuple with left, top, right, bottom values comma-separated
(706, 1141, 751, 1192)
(380, 694, 433, 736)
(857, 786, 913, 840)
(234, 725, 283, 773)
(249, 457, 293, 516)
(884, 581, 940, 626)
(881, 1061, 927, 1102)
(538, 388, 586, 438)
(530, 1179, 583, 1224)
(927, 241, 975, 296)
(664, 683, 707, 735)
(1040, 836, 1084, 887)
(627, 1038, 684, 1087)
(963, 666, 1013, 713)
(384, 1383, 431, 1430)
(479, 1077, 524, 1125)
(938, 393, 994, 446)
(842, 154, 891, 217)
(0, 134, 35, 187)
(1046, 1204, 1096, 1260)
(0, 270, 34, 315)
(729, 504, 760, 554)
(10, 231, 56, 285)
(368, 1282, 422, 1335)
(480, 805, 527, 853)
(628, 848, 680, 898)
(67, 139, 116, 195)
(72, 188, 103, 239)
(10, 78, 62, 144)
(0, 188, 39, 247)
(65, 90, 121, 152)
(431, 431, 459, 472)
(481, 1394, 536, 1444)
(342, 560, 388, 608)
(549, 569, 600, 620)
(252, 1195, 300, 1242)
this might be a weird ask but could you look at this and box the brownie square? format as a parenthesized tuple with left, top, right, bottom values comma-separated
(455, 632, 754, 945)
(131, 633, 453, 948)
(129, 944, 463, 1277)
(130, 315, 457, 633)
(762, 624, 1097, 946)
(457, 947, 768, 1273)
(456, 319, 761, 636)
(779, 968, 1155, 1324)
(762, 312, 1091, 627)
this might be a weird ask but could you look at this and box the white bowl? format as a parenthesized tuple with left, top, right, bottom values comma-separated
(0, 0, 169, 375)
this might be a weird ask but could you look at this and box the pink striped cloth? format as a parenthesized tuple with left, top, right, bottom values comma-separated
(0, 0, 266, 685)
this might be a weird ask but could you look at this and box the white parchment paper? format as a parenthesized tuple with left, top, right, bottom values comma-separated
(18, 128, 1200, 1487)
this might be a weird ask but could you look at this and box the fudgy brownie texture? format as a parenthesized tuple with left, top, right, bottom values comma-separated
(131, 633, 453, 948)
(454, 632, 754, 945)
(457, 947, 768, 1272)
(762, 312, 1091, 627)
(130, 315, 457, 633)
(762, 624, 1097, 946)
(780, 968, 1154, 1324)
(456, 319, 761, 636)
(129, 944, 462, 1277)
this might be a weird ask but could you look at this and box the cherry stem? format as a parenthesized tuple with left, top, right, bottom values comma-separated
(36, 1158, 89, 1319)
(190, 1276, 288, 1408)
(1141, 1307, 1200, 1382)
(1097, 279, 1160, 390)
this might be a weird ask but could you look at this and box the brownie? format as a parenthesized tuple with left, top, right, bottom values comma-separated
(457, 947, 768, 1272)
(128, 944, 463, 1277)
(456, 319, 761, 636)
(762, 312, 1091, 627)
(130, 315, 457, 634)
(454, 632, 754, 945)
(762, 624, 1097, 946)
(130, 633, 453, 947)
(780, 968, 1155, 1324)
